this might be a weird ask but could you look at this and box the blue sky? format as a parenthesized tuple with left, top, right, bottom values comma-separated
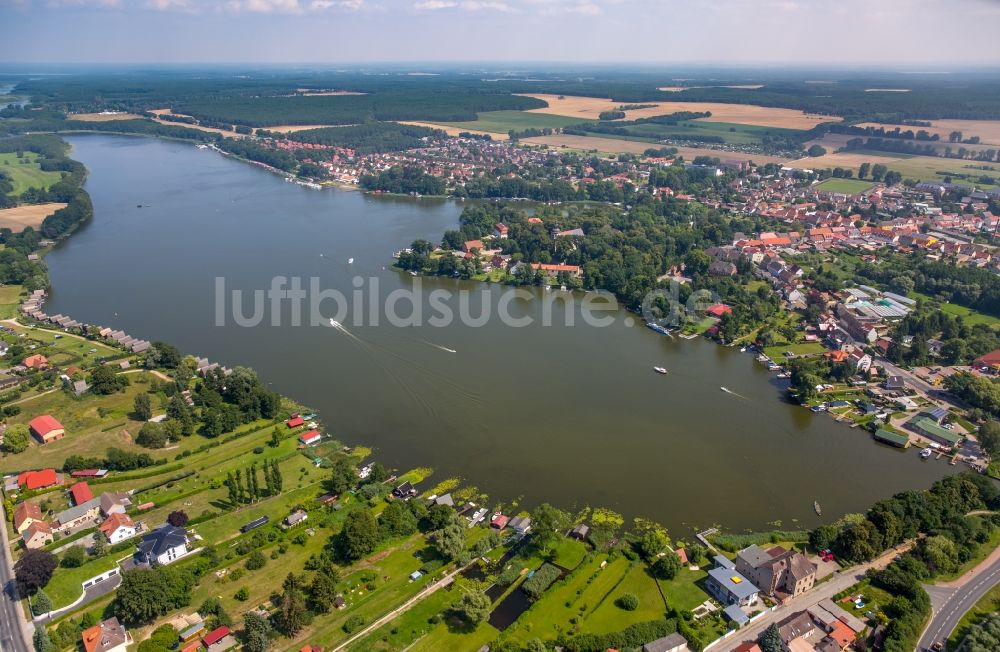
(1, 0, 999, 65)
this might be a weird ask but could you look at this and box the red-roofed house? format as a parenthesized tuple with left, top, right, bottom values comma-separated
(462, 239, 484, 254)
(70, 481, 94, 506)
(490, 513, 509, 530)
(29, 414, 65, 444)
(22, 354, 49, 370)
(100, 512, 138, 544)
(973, 348, 1000, 373)
(22, 521, 53, 549)
(287, 416, 304, 428)
(202, 626, 231, 648)
(706, 304, 733, 318)
(298, 430, 321, 446)
(13, 501, 44, 534)
(828, 620, 855, 648)
(17, 468, 59, 491)
(82, 617, 130, 652)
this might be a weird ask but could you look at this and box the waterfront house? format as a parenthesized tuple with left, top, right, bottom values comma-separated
(734, 545, 816, 599)
(100, 513, 138, 544)
(13, 501, 45, 534)
(298, 430, 321, 446)
(29, 414, 65, 444)
(54, 497, 101, 532)
(490, 513, 509, 530)
(392, 481, 417, 499)
(135, 524, 188, 565)
(287, 416, 305, 428)
(82, 617, 131, 652)
(570, 524, 590, 540)
(17, 468, 60, 491)
(706, 565, 759, 607)
(22, 521, 54, 549)
(908, 416, 963, 448)
(874, 429, 910, 448)
(508, 515, 532, 536)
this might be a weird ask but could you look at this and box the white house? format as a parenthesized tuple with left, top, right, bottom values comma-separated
(99, 513, 138, 544)
(134, 525, 188, 565)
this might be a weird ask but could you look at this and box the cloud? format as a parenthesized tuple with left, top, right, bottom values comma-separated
(414, 0, 515, 10)
(414, 0, 456, 8)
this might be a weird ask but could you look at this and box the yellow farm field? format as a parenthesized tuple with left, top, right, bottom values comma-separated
(522, 133, 791, 164)
(398, 121, 509, 140)
(788, 151, 903, 169)
(70, 112, 146, 122)
(857, 119, 1000, 147)
(518, 93, 837, 129)
(0, 203, 67, 231)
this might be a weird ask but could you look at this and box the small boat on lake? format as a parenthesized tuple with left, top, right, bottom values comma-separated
(920, 448, 933, 459)
(814, 501, 822, 515)
(347, 257, 354, 264)
(646, 322, 671, 336)
(653, 367, 667, 375)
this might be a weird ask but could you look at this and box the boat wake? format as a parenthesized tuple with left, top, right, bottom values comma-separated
(422, 340, 457, 354)
(719, 386, 748, 400)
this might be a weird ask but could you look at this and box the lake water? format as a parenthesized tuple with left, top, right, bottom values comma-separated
(43, 134, 952, 534)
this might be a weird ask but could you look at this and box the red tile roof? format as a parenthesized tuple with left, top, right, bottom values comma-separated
(70, 481, 93, 506)
(13, 501, 42, 531)
(287, 416, 304, 428)
(17, 469, 59, 490)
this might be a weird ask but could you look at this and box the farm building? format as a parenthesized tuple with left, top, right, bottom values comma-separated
(70, 481, 94, 506)
(17, 468, 60, 491)
(29, 414, 65, 444)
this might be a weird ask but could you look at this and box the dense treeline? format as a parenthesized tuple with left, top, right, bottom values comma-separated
(359, 166, 445, 195)
(858, 253, 1000, 317)
(884, 305, 1000, 367)
(280, 122, 444, 154)
(943, 373, 1000, 419)
(175, 92, 546, 128)
(807, 473, 1000, 652)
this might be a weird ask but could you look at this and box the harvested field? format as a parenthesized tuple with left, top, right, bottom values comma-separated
(0, 202, 67, 230)
(70, 112, 145, 121)
(658, 85, 764, 91)
(398, 121, 509, 140)
(788, 151, 902, 169)
(148, 109, 243, 137)
(521, 133, 791, 164)
(806, 132, 998, 157)
(518, 94, 836, 129)
(266, 124, 348, 133)
(858, 119, 1000, 146)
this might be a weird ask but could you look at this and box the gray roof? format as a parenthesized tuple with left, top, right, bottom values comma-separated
(723, 604, 750, 624)
(136, 525, 187, 560)
(708, 567, 760, 601)
(54, 497, 100, 525)
(713, 554, 735, 570)
(642, 632, 688, 652)
(737, 544, 773, 569)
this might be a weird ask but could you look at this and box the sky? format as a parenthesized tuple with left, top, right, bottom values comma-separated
(1, 0, 1000, 66)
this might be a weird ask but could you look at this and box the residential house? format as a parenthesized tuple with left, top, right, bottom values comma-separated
(709, 260, 738, 277)
(22, 354, 48, 370)
(284, 509, 308, 527)
(135, 525, 188, 565)
(287, 416, 305, 428)
(706, 565, 760, 607)
(202, 626, 234, 650)
(462, 239, 484, 254)
(13, 501, 45, 534)
(29, 414, 65, 444)
(298, 430, 321, 446)
(494, 223, 509, 239)
(973, 348, 1000, 373)
(54, 497, 101, 532)
(734, 545, 817, 599)
(22, 521, 54, 549)
(100, 513, 138, 544)
(642, 632, 689, 652)
(508, 515, 532, 535)
(570, 524, 590, 540)
(392, 481, 417, 499)
(99, 492, 132, 517)
(81, 617, 131, 652)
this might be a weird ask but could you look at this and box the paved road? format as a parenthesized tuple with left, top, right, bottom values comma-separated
(0, 505, 32, 652)
(717, 543, 913, 652)
(916, 553, 1000, 652)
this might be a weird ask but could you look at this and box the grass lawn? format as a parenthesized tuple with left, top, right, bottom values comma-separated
(763, 341, 826, 359)
(0, 285, 23, 319)
(947, 582, 1000, 649)
(45, 553, 122, 609)
(343, 583, 462, 652)
(550, 538, 587, 570)
(437, 111, 593, 134)
(0, 372, 160, 473)
(406, 619, 499, 652)
(814, 178, 874, 193)
(659, 566, 710, 612)
(937, 302, 1000, 328)
(582, 561, 666, 635)
(0, 151, 64, 195)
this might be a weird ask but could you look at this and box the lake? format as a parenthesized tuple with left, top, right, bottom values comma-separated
(42, 134, 952, 534)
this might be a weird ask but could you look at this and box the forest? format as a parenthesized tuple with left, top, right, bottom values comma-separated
(280, 122, 444, 154)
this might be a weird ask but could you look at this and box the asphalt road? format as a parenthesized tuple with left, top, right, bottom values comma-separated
(917, 554, 1000, 652)
(0, 505, 32, 652)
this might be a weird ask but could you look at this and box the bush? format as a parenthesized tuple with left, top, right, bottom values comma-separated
(245, 550, 267, 571)
(521, 563, 562, 599)
(234, 586, 249, 601)
(342, 614, 365, 633)
(60, 545, 87, 568)
(616, 592, 639, 611)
